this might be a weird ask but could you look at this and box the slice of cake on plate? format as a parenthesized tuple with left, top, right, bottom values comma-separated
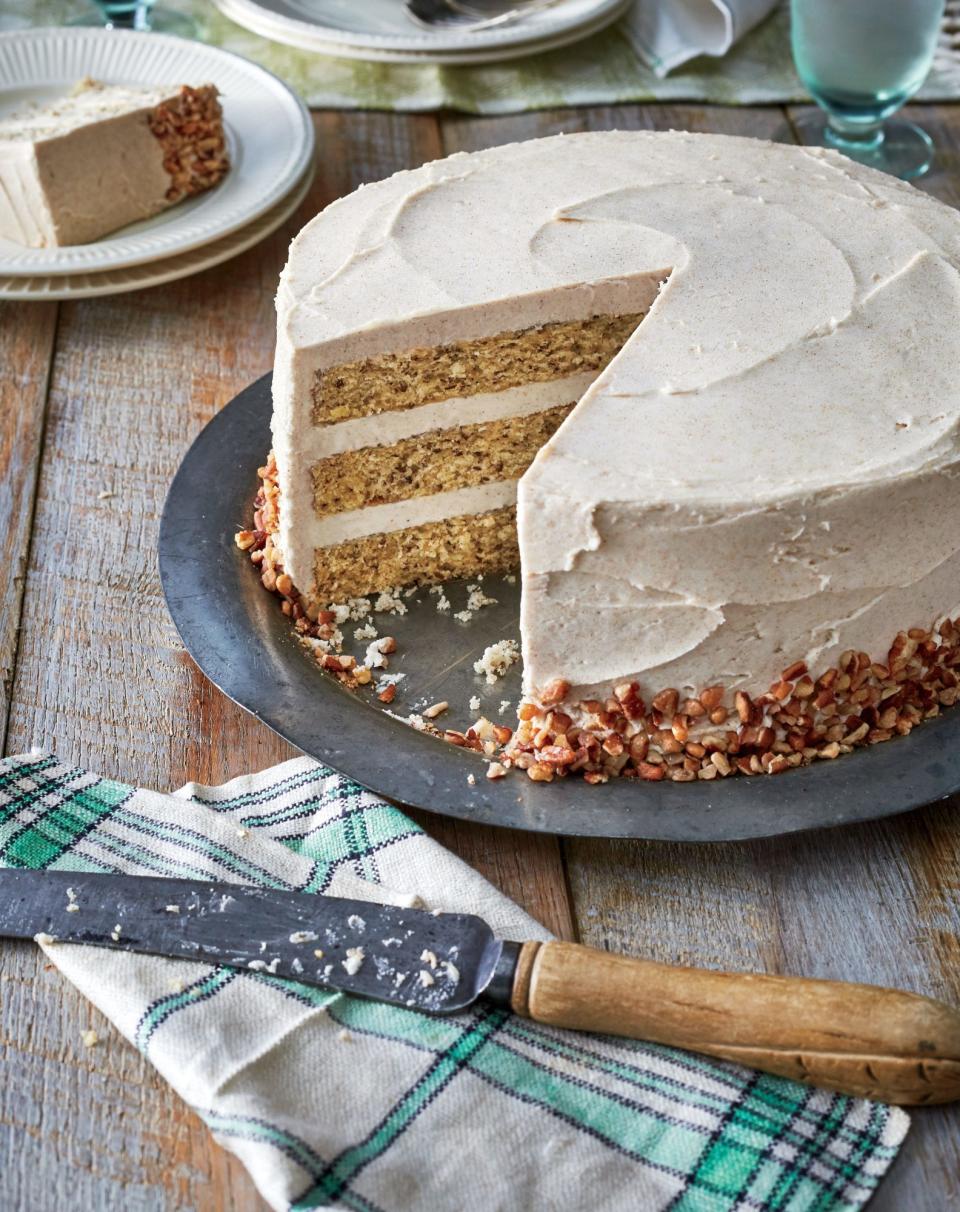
(0, 78, 228, 248)
(257, 130, 960, 782)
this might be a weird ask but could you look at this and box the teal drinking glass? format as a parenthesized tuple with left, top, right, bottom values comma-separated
(71, 0, 196, 36)
(791, 0, 945, 179)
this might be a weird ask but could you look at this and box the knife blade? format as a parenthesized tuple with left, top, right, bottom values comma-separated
(4, 869, 960, 1106)
(2, 869, 518, 1015)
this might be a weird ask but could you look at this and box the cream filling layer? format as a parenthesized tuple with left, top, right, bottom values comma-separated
(308, 373, 597, 459)
(312, 480, 517, 548)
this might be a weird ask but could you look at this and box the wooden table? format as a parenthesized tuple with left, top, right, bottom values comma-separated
(2, 100, 959, 1211)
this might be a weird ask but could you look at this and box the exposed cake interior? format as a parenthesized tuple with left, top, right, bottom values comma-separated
(301, 309, 652, 602)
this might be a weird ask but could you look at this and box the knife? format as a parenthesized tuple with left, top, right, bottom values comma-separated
(5, 869, 959, 1105)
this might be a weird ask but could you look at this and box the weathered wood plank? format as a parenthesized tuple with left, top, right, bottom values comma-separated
(440, 101, 791, 153)
(0, 301, 57, 733)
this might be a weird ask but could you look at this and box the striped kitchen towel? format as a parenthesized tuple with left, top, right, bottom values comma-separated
(1, 751, 908, 1211)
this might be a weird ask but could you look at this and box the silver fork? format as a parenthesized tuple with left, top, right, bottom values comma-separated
(405, 0, 567, 33)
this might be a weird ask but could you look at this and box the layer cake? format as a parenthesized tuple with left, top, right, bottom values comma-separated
(265, 130, 960, 781)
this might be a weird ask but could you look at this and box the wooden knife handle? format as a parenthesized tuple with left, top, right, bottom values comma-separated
(509, 941, 960, 1105)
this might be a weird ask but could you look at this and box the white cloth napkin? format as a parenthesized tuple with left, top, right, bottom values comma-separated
(625, 0, 781, 76)
(1, 751, 908, 1211)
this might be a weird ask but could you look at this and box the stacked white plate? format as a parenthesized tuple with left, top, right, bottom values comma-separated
(213, 0, 631, 65)
(0, 28, 315, 301)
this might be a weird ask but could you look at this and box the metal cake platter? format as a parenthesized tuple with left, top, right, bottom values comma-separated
(158, 373, 960, 841)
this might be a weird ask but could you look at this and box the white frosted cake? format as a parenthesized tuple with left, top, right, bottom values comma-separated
(0, 79, 228, 248)
(252, 130, 960, 783)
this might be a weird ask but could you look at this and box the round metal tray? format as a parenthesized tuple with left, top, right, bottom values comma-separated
(158, 374, 960, 840)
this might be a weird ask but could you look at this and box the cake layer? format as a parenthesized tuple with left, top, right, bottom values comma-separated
(301, 374, 598, 460)
(311, 313, 643, 425)
(311, 480, 517, 548)
(312, 506, 517, 601)
(310, 402, 573, 517)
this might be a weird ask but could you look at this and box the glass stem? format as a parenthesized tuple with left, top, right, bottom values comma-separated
(102, 2, 154, 30)
(825, 114, 884, 151)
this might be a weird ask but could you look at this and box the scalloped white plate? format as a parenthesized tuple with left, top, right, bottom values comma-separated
(0, 28, 314, 276)
(0, 159, 313, 299)
(212, 0, 628, 63)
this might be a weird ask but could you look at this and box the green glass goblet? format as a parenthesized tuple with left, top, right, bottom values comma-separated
(791, 0, 945, 180)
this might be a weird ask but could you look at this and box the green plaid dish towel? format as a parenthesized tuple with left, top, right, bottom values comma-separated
(1, 751, 908, 1211)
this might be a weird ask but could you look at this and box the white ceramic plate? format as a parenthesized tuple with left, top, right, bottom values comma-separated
(0, 28, 314, 276)
(212, 0, 628, 62)
(0, 160, 313, 300)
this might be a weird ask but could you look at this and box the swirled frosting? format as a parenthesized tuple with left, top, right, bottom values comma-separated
(275, 131, 960, 699)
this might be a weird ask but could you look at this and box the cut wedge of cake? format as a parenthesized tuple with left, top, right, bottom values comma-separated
(0, 78, 228, 248)
(266, 130, 960, 781)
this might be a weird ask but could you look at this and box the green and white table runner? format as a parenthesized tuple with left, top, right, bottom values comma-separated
(9, 0, 960, 112)
(1, 751, 908, 1211)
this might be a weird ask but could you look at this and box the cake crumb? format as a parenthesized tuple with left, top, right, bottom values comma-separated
(291, 957, 303, 974)
(249, 958, 281, 973)
(374, 589, 408, 616)
(504, 574, 517, 584)
(34, 932, 56, 946)
(347, 914, 366, 931)
(165, 904, 180, 914)
(469, 695, 481, 712)
(354, 622, 378, 641)
(66, 903, 80, 913)
(466, 583, 498, 610)
(313, 948, 325, 959)
(364, 640, 389, 670)
(331, 597, 371, 625)
(423, 701, 448, 720)
(289, 930, 319, 944)
(467, 773, 476, 786)
(474, 640, 520, 684)
(81, 1029, 99, 1048)
(343, 947, 365, 975)
(441, 961, 460, 984)
(454, 610, 474, 623)
(499, 700, 511, 714)
(487, 762, 508, 780)
(110, 924, 122, 942)
(396, 892, 426, 909)
(390, 711, 427, 731)
(420, 949, 438, 968)
(436, 593, 451, 613)
(418, 969, 435, 988)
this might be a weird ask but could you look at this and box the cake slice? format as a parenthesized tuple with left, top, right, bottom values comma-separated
(0, 78, 228, 248)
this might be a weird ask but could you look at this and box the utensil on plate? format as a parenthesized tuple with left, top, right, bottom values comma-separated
(405, 0, 565, 31)
(8, 869, 960, 1105)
